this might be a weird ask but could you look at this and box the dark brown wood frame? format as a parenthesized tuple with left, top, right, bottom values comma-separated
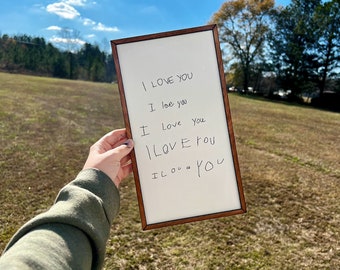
(111, 24, 246, 230)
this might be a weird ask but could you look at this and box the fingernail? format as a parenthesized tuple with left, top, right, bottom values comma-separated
(123, 139, 133, 148)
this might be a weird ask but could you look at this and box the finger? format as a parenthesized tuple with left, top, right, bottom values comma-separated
(97, 129, 127, 149)
(117, 163, 134, 183)
(120, 155, 132, 167)
(103, 129, 128, 147)
(108, 139, 134, 162)
(112, 136, 129, 149)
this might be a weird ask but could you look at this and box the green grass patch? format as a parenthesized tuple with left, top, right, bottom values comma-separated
(0, 72, 339, 269)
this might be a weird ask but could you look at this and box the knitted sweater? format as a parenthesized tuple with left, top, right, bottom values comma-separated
(0, 169, 120, 270)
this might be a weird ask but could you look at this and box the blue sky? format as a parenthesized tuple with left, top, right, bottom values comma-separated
(0, 0, 291, 51)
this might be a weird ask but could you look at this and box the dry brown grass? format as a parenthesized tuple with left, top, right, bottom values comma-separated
(0, 72, 339, 269)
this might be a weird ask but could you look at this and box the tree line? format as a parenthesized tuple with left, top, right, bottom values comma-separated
(0, 34, 115, 82)
(211, 0, 340, 109)
(0, 0, 339, 109)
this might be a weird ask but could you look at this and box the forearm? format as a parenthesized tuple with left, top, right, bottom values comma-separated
(0, 223, 93, 269)
(0, 169, 120, 270)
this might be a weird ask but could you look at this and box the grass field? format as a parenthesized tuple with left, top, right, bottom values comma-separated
(0, 72, 339, 269)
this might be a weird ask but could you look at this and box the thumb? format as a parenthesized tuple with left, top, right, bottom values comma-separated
(109, 139, 134, 161)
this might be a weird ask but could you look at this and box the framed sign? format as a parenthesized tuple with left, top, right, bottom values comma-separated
(111, 24, 246, 230)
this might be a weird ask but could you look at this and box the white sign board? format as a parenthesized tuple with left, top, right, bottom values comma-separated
(111, 25, 246, 230)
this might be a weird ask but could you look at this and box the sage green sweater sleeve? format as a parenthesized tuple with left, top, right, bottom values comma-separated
(0, 169, 120, 270)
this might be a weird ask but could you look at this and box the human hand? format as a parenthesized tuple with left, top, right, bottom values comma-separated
(83, 129, 134, 188)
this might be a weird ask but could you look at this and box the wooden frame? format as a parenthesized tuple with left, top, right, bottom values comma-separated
(111, 24, 246, 230)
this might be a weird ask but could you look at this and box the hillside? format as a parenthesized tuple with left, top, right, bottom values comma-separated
(0, 72, 339, 269)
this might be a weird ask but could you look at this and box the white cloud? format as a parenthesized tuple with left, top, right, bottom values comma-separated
(64, 0, 87, 6)
(83, 18, 96, 26)
(86, 34, 96, 38)
(46, 2, 80, 19)
(82, 17, 119, 32)
(93, 22, 119, 32)
(46, 25, 62, 31)
(45, 0, 118, 37)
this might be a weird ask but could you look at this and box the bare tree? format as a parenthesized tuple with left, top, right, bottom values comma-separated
(210, 0, 275, 93)
(55, 27, 84, 79)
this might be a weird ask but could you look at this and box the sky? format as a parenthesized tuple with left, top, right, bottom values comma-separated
(0, 0, 291, 51)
